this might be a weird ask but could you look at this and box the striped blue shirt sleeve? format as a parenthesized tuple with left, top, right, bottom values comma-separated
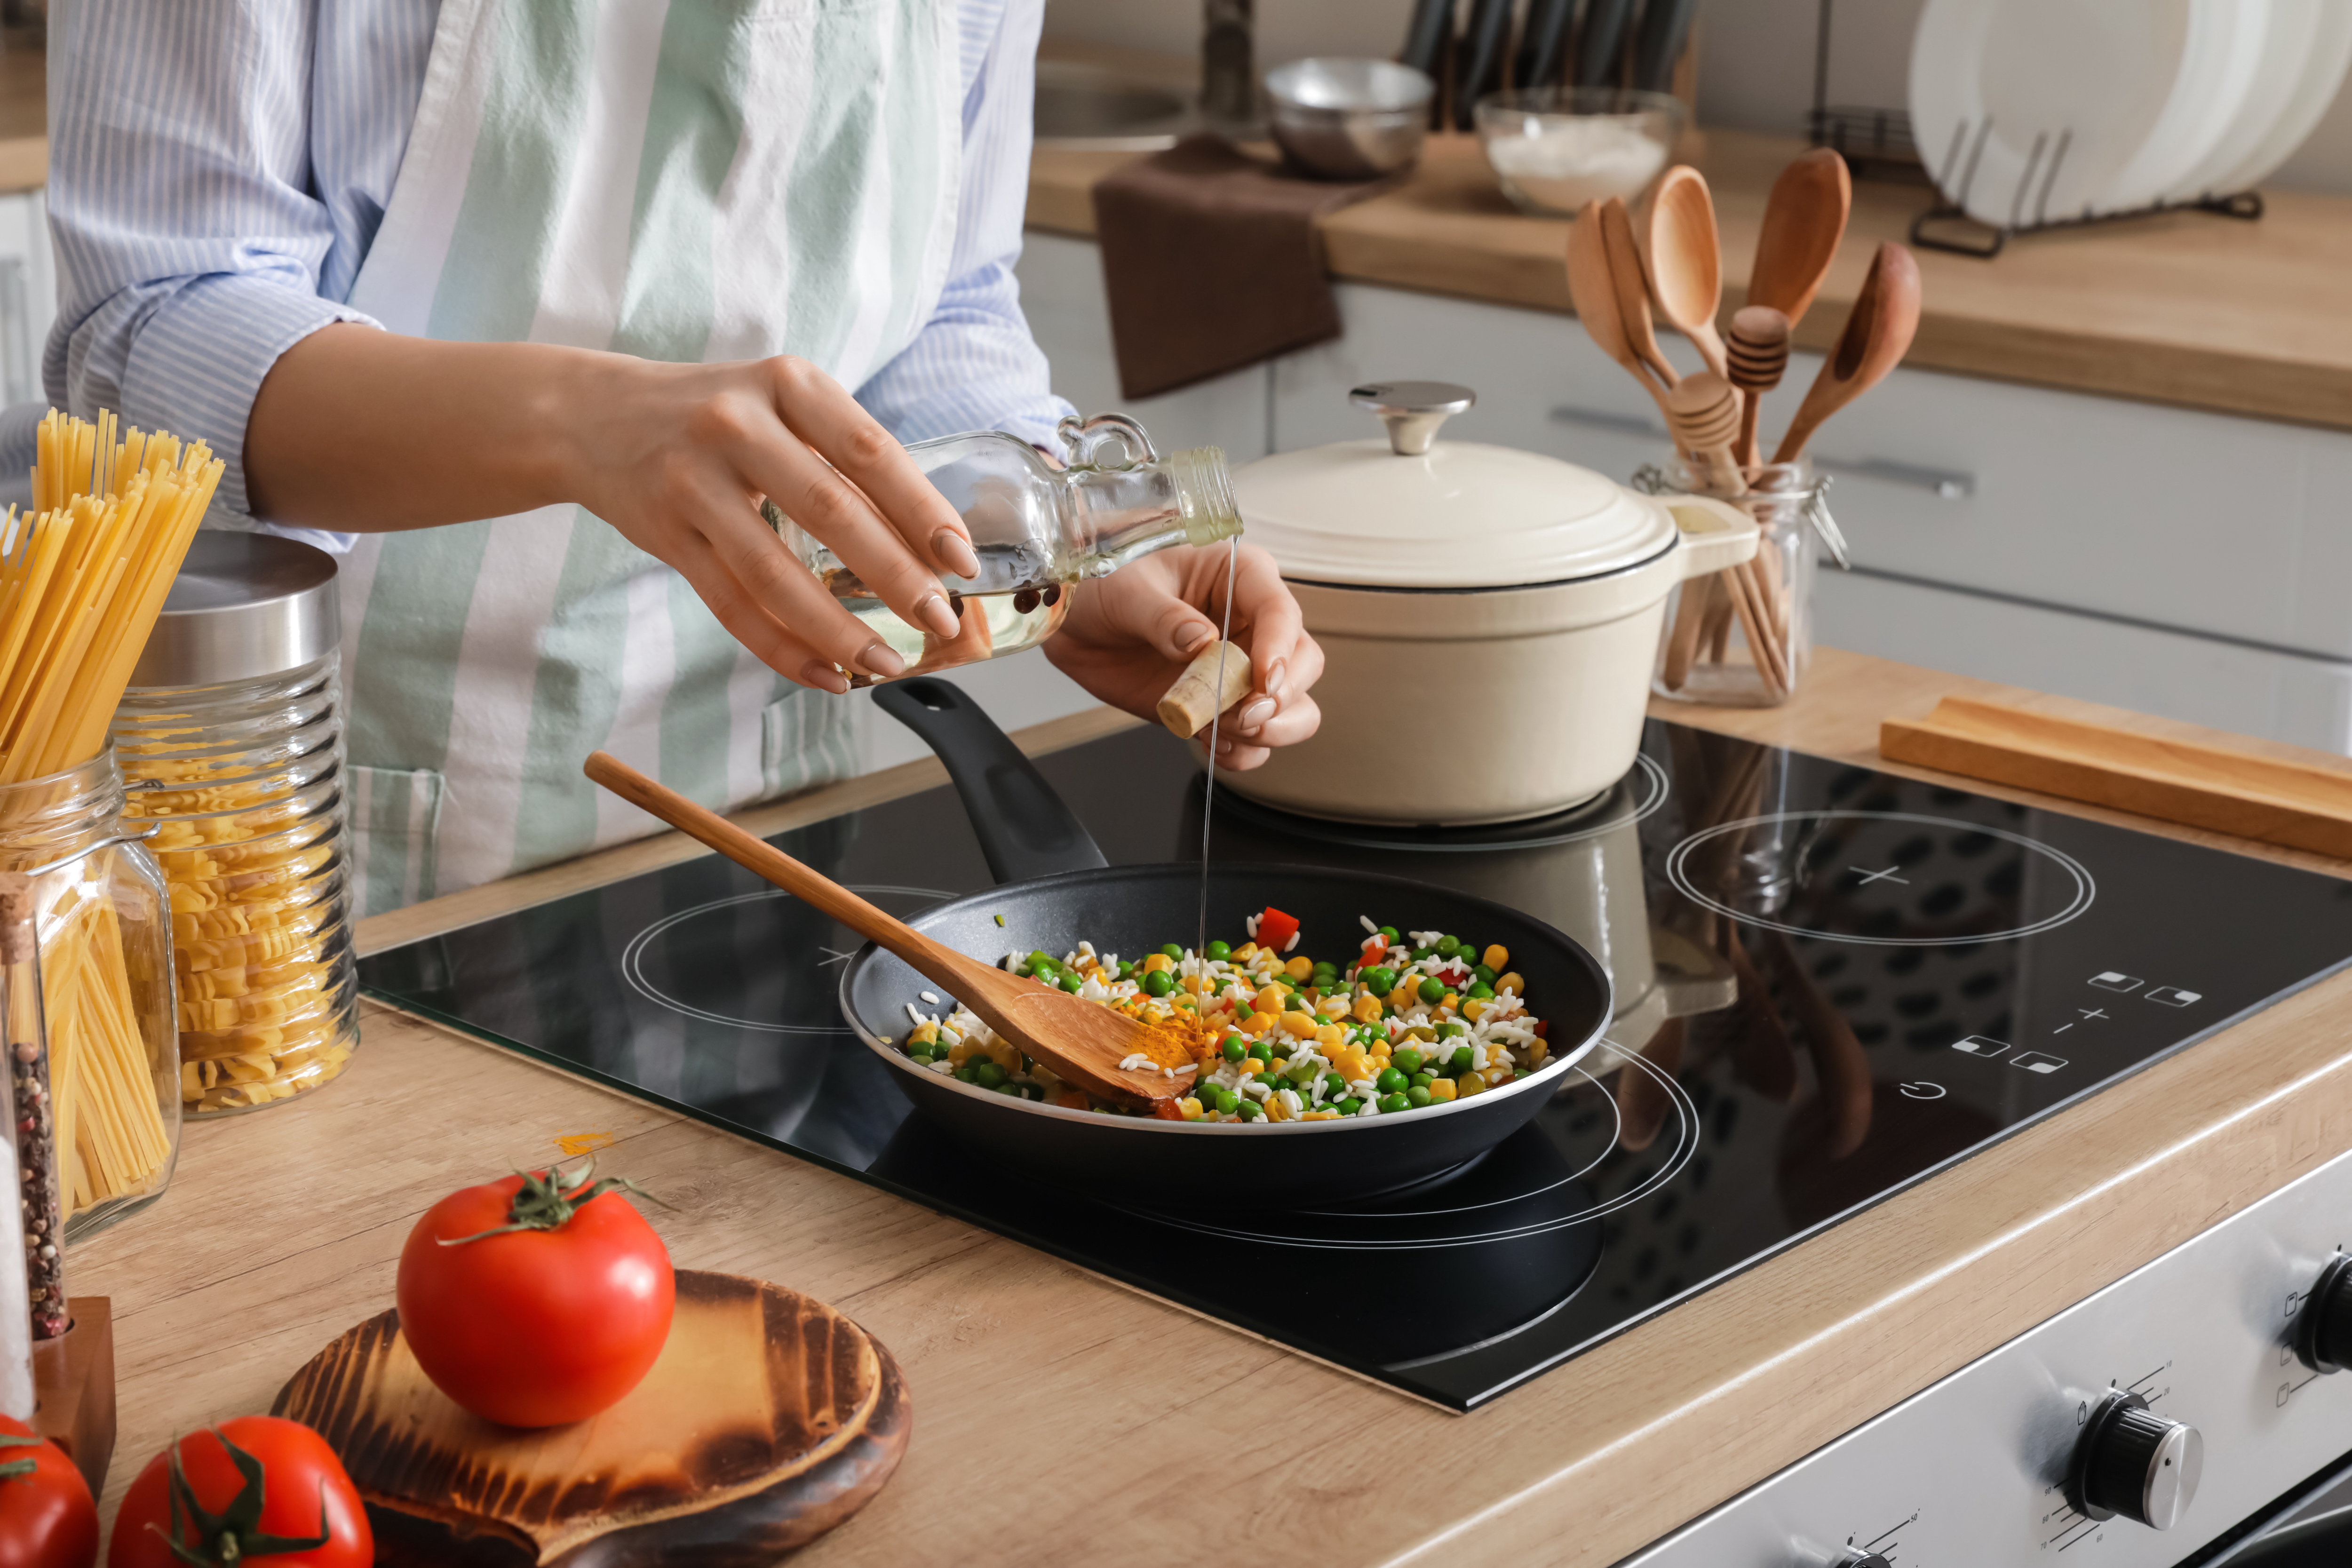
(855, 0, 1076, 451)
(38, 0, 434, 537)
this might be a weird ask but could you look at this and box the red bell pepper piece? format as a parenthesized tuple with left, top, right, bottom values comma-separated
(1256, 906, 1300, 953)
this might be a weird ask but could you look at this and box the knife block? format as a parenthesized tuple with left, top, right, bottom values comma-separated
(32, 1297, 114, 1497)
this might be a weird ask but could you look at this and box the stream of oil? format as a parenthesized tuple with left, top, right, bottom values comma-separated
(1196, 537, 1240, 958)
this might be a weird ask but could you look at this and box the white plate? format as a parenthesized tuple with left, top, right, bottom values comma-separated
(2101, 0, 2272, 212)
(2201, 0, 2352, 196)
(1910, 0, 2201, 226)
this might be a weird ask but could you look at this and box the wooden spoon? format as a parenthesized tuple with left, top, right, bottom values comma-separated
(1566, 202, 1671, 414)
(1772, 241, 1922, 466)
(1747, 147, 1851, 330)
(1599, 196, 1680, 390)
(1642, 166, 1730, 380)
(584, 751, 1184, 1108)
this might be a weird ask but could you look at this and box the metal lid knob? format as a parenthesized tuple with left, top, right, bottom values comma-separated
(1349, 380, 1476, 456)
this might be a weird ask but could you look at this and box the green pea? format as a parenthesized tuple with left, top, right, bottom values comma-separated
(1377, 1092, 1411, 1115)
(1286, 991, 1311, 1012)
(1417, 976, 1446, 1004)
(1468, 981, 1495, 1000)
(1320, 1072, 1349, 1100)
(1056, 971, 1081, 995)
(1027, 950, 1057, 973)
(1378, 925, 1399, 942)
(1247, 1042, 1271, 1063)
(954, 1066, 978, 1083)
(1412, 946, 1435, 961)
(1233, 1098, 1263, 1121)
(1270, 1041, 1296, 1061)
(1014, 963, 1034, 978)
(1376, 1067, 1407, 1094)
(1411, 1072, 1434, 1090)
(1436, 936, 1460, 957)
(1361, 965, 1396, 994)
(1222, 1035, 1247, 1061)
(1448, 1045, 1476, 1074)
(1205, 940, 1232, 962)
(1334, 1097, 1363, 1116)
(1391, 1047, 1424, 1075)
(1473, 963, 1497, 985)
(1114, 960, 1135, 979)
(1287, 1059, 1319, 1084)
(973, 1061, 1007, 1089)
(1407, 1084, 1431, 1107)
(1438, 1021, 1466, 1040)
(1142, 969, 1174, 998)
(1160, 943, 1184, 961)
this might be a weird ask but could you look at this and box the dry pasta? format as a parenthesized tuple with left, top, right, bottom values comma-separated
(2, 410, 220, 1214)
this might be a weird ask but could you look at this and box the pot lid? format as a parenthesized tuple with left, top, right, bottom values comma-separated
(1232, 382, 1677, 589)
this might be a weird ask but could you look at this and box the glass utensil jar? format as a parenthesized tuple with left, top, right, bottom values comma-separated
(111, 535, 357, 1116)
(768, 413, 1243, 687)
(0, 751, 179, 1239)
(1642, 459, 1834, 708)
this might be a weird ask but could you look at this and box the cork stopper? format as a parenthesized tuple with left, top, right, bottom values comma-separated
(1156, 640, 1254, 738)
(0, 873, 31, 965)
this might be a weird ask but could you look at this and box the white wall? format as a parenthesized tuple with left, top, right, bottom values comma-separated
(1044, 0, 2352, 197)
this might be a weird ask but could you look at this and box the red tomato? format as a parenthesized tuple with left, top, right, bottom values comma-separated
(396, 1160, 674, 1428)
(0, 1415, 95, 1568)
(107, 1417, 366, 1568)
(1255, 906, 1300, 953)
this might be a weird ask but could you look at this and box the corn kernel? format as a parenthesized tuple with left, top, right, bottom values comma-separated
(1482, 944, 1510, 971)
(1284, 955, 1313, 981)
(1529, 1041, 1550, 1066)
(949, 1040, 977, 1065)
(1314, 1022, 1345, 1049)
(1460, 998, 1488, 1022)
(1143, 952, 1174, 974)
(1178, 1097, 1203, 1120)
(1234, 942, 1259, 961)
(1263, 1095, 1291, 1122)
(1255, 984, 1287, 1015)
(1440, 993, 1459, 1012)
(1385, 984, 1416, 1010)
(1243, 1009, 1278, 1035)
(1486, 1066, 1515, 1086)
(1302, 1109, 1342, 1121)
(1457, 1071, 1487, 1097)
(1281, 1010, 1320, 1039)
(907, 1021, 939, 1045)
(1351, 994, 1383, 1023)
(1427, 1077, 1457, 1103)
(1497, 971, 1525, 996)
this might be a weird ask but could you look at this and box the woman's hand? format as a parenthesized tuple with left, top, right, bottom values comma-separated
(1044, 543, 1322, 771)
(247, 327, 975, 693)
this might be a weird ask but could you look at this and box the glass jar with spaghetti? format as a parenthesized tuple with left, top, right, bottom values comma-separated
(1638, 458, 1840, 708)
(0, 751, 179, 1239)
(112, 535, 358, 1116)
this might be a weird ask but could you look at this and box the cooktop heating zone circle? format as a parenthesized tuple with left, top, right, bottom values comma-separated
(622, 884, 956, 1034)
(1666, 810, 2095, 947)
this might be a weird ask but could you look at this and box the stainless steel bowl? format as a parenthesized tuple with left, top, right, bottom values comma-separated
(1263, 57, 1433, 181)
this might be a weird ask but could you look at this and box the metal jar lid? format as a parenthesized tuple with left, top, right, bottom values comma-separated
(128, 532, 340, 688)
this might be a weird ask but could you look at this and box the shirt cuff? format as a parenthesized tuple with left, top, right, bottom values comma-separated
(112, 274, 380, 529)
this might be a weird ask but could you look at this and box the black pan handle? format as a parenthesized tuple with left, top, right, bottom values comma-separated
(872, 678, 1108, 885)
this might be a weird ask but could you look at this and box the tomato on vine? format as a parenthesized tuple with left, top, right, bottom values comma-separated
(106, 1417, 367, 1568)
(0, 1415, 96, 1568)
(396, 1156, 675, 1428)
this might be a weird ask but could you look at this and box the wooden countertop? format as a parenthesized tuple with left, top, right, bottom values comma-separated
(1032, 129, 2352, 432)
(64, 649, 2352, 1564)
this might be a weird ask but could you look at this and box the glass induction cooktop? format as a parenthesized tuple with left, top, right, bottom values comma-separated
(358, 719, 2352, 1410)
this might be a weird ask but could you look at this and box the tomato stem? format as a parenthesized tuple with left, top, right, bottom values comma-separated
(436, 1155, 670, 1247)
(154, 1427, 332, 1565)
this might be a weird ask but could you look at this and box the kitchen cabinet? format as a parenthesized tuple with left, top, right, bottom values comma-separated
(1017, 233, 2352, 755)
(0, 187, 52, 407)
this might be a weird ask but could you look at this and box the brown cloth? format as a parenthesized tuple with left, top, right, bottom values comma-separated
(1089, 135, 1396, 400)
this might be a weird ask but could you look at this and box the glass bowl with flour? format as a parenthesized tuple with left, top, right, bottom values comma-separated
(1475, 88, 1686, 215)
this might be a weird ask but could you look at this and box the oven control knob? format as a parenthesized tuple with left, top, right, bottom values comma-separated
(1830, 1552, 1891, 1568)
(2066, 1392, 2201, 1530)
(2295, 1254, 2352, 1373)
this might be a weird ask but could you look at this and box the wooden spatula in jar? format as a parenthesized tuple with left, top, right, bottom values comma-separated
(584, 752, 1185, 1109)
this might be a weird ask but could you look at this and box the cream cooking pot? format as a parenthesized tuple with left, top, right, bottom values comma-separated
(1226, 381, 1757, 824)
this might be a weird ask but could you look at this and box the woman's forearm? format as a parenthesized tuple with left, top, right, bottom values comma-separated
(245, 325, 592, 532)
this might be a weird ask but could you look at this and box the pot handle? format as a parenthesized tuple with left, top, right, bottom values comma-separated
(871, 678, 1109, 885)
(1664, 496, 1760, 581)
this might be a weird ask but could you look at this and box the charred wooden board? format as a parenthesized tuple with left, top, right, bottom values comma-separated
(272, 1270, 909, 1567)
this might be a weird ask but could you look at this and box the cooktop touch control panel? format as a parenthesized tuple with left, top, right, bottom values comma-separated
(1617, 1147, 2352, 1566)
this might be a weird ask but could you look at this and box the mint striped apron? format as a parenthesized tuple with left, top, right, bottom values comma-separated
(337, 0, 961, 916)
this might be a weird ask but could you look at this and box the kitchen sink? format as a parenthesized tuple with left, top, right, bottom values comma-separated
(1033, 59, 1201, 150)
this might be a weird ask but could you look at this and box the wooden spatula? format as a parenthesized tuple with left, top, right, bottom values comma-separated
(1567, 201, 1672, 418)
(584, 751, 1186, 1108)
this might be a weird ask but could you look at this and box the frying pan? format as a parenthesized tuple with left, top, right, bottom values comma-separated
(839, 678, 1613, 1205)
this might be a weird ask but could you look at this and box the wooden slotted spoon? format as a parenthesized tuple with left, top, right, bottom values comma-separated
(585, 751, 1186, 1108)
(1772, 241, 1922, 466)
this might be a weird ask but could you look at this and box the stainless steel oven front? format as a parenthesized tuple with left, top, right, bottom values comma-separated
(1618, 1147, 2352, 1566)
